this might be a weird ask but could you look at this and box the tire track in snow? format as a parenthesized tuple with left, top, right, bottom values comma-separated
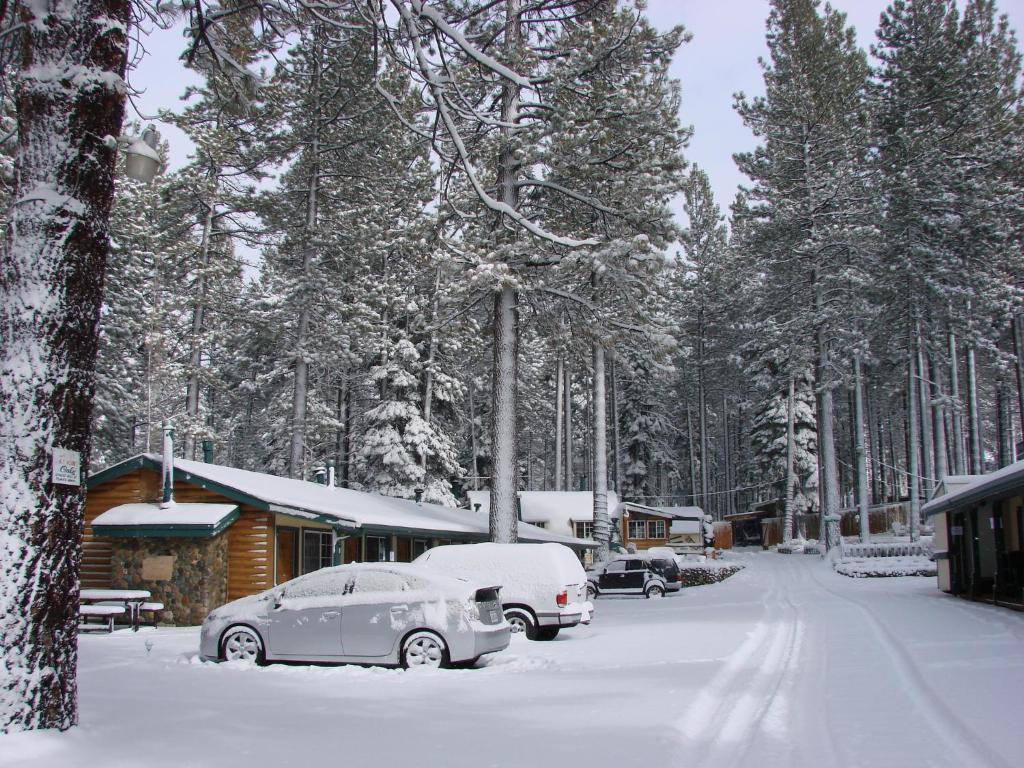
(676, 562, 804, 768)
(809, 565, 1015, 768)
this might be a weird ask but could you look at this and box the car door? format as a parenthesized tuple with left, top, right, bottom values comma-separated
(267, 570, 349, 659)
(340, 569, 416, 658)
(599, 560, 628, 592)
(623, 560, 647, 591)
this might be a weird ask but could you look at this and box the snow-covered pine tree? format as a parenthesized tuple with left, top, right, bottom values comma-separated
(734, 0, 874, 548)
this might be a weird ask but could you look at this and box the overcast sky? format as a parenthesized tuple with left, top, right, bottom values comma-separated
(131, 0, 1024, 224)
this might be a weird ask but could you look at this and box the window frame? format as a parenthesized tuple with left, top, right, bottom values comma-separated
(301, 528, 334, 575)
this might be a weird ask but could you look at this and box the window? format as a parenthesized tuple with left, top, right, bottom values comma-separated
(302, 529, 333, 574)
(365, 536, 392, 562)
(284, 569, 350, 599)
(574, 521, 593, 540)
(532, 521, 547, 529)
(350, 570, 410, 594)
(628, 520, 648, 539)
(649, 520, 666, 539)
(604, 560, 627, 573)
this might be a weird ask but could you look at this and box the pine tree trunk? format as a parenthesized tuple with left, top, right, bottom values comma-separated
(966, 341, 983, 474)
(469, 379, 479, 491)
(815, 312, 841, 550)
(420, 267, 442, 475)
(1013, 314, 1024, 443)
(489, 286, 519, 542)
(488, 0, 522, 540)
(554, 355, 564, 491)
(784, 376, 796, 544)
(908, 349, 921, 541)
(564, 363, 573, 491)
(185, 204, 215, 460)
(287, 38, 323, 479)
(698, 366, 709, 516)
(687, 406, 698, 507)
(592, 344, 610, 559)
(854, 355, 870, 542)
(722, 395, 733, 517)
(930, 351, 948, 483)
(0, 0, 131, 732)
(610, 356, 622, 496)
(948, 329, 966, 475)
(917, 332, 935, 497)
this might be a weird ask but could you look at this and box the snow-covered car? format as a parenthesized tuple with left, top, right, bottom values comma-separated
(199, 563, 510, 668)
(414, 542, 592, 641)
(586, 558, 668, 598)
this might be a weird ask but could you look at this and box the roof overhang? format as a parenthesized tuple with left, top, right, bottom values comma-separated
(922, 461, 1024, 519)
(91, 503, 240, 539)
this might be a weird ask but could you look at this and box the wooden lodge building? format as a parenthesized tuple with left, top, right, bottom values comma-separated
(924, 460, 1024, 608)
(84, 452, 592, 625)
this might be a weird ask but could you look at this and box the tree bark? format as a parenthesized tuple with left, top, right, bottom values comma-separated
(610, 355, 622, 496)
(287, 29, 323, 479)
(185, 203, 215, 460)
(948, 329, 966, 475)
(930, 350, 948, 484)
(1013, 314, 1024, 444)
(908, 349, 921, 541)
(916, 332, 935, 497)
(815, 305, 840, 550)
(784, 376, 796, 544)
(1, 0, 131, 732)
(966, 341, 983, 474)
(592, 343, 610, 559)
(687, 406, 698, 508)
(554, 355, 564, 491)
(854, 355, 870, 542)
(564, 362, 573, 491)
(489, 286, 519, 542)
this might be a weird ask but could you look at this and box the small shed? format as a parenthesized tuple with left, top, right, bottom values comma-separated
(923, 461, 1024, 607)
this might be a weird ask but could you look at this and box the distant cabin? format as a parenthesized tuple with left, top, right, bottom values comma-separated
(84, 453, 593, 625)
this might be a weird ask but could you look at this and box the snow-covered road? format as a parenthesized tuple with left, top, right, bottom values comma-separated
(2, 551, 1022, 768)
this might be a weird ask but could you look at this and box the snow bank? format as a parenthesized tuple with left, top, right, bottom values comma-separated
(833, 556, 937, 579)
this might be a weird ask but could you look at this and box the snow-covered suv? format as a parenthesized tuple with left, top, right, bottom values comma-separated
(586, 558, 668, 598)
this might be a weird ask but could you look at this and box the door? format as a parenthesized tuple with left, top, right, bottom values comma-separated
(341, 570, 415, 657)
(267, 570, 349, 658)
(623, 560, 647, 590)
(276, 528, 298, 585)
(599, 560, 628, 592)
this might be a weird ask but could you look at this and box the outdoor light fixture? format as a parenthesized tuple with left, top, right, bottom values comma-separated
(119, 124, 161, 183)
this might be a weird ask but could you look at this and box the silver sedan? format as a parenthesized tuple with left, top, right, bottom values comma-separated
(200, 563, 510, 668)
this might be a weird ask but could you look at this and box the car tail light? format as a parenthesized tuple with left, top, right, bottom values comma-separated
(556, 590, 567, 607)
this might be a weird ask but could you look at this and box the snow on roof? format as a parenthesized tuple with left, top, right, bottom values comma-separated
(657, 506, 706, 520)
(91, 502, 238, 527)
(112, 455, 592, 548)
(465, 490, 620, 537)
(670, 519, 701, 535)
(922, 460, 1024, 518)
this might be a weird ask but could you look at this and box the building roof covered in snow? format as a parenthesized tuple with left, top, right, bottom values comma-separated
(465, 490, 620, 537)
(90, 454, 594, 549)
(922, 460, 1024, 519)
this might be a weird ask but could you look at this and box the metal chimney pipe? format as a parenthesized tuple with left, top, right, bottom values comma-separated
(161, 420, 174, 507)
(327, 460, 336, 489)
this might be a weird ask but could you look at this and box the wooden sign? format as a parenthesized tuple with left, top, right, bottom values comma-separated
(142, 556, 175, 581)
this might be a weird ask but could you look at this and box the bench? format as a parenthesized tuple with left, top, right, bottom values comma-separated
(79, 604, 125, 633)
(139, 602, 164, 627)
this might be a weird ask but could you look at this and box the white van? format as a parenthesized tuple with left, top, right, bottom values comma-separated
(413, 542, 592, 641)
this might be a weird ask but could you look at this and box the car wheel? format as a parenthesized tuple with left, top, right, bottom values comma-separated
(402, 631, 449, 669)
(221, 626, 264, 664)
(535, 626, 560, 641)
(503, 608, 538, 640)
(586, 582, 598, 600)
(645, 584, 664, 599)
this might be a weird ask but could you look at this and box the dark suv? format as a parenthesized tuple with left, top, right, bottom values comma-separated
(644, 556, 682, 592)
(585, 558, 668, 599)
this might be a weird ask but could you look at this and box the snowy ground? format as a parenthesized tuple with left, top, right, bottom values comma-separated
(3, 551, 1023, 768)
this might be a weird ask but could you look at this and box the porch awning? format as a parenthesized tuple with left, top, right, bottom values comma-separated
(90, 502, 239, 538)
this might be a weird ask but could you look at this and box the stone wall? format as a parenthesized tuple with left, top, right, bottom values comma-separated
(110, 535, 228, 626)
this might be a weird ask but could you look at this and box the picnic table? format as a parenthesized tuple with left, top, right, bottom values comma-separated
(80, 589, 156, 632)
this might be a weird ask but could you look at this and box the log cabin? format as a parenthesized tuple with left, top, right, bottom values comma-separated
(85, 448, 593, 626)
